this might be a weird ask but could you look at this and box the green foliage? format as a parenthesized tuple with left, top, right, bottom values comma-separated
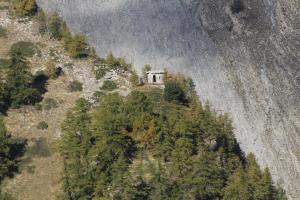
(130, 70, 139, 87)
(44, 59, 58, 79)
(105, 52, 132, 71)
(6, 49, 41, 108)
(66, 34, 89, 58)
(43, 98, 58, 110)
(60, 75, 287, 199)
(48, 13, 62, 39)
(0, 26, 7, 38)
(164, 79, 186, 103)
(37, 121, 48, 130)
(36, 9, 47, 35)
(223, 154, 287, 200)
(0, 59, 10, 69)
(13, 0, 38, 16)
(94, 67, 107, 80)
(68, 80, 83, 92)
(0, 192, 16, 200)
(92, 91, 105, 103)
(9, 41, 37, 58)
(100, 80, 117, 91)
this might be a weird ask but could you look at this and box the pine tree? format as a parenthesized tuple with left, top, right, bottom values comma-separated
(61, 98, 93, 200)
(223, 168, 252, 200)
(6, 49, 40, 107)
(67, 34, 88, 58)
(164, 80, 186, 103)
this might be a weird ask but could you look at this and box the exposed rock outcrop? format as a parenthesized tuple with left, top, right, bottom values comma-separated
(36, 0, 300, 199)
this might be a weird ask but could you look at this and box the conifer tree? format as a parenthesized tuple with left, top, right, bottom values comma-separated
(67, 34, 88, 58)
(6, 49, 40, 107)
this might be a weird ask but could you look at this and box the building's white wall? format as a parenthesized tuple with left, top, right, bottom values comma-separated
(147, 73, 164, 84)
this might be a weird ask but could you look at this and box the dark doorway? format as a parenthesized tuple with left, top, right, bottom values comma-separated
(153, 75, 156, 83)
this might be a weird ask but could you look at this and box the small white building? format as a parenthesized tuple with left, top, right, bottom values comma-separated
(147, 70, 165, 85)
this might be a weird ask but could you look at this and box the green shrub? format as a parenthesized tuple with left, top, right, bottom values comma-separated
(130, 71, 139, 87)
(9, 41, 37, 58)
(48, 13, 62, 39)
(0, 58, 11, 68)
(36, 9, 47, 35)
(37, 121, 48, 130)
(92, 91, 105, 103)
(67, 34, 89, 58)
(13, 0, 38, 16)
(68, 80, 83, 92)
(44, 59, 58, 79)
(26, 137, 51, 157)
(164, 80, 186, 103)
(100, 80, 118, 91)
(105, 52, 132, 71)
(0, 26, 7, 37)
(43, 98, 58, 110)
(94, 67, 107, 80)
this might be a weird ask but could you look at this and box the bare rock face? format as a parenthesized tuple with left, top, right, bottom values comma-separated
(36, 0, 300, 198)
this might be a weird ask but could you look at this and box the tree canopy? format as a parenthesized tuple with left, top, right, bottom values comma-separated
(60, 77, 287, 200)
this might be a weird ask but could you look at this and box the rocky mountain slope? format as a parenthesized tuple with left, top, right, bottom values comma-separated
(36, 0, 300, 199)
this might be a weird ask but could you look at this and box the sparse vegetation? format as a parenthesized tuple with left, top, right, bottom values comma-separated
(37, 121, 48, 130)
(130, 70, 139, 86)
(43, 98, 58, 110)
(106, 52, 132, 71)
(94, 66, 107, 80)
(44, 59, 58, 79)
(36, 9, 47, 35)
(100, 80, 118, 91)
(68, 80, 83, 92)
(9, 41, 37, 58)
(92, 91, 105, 103)
(67, 34, 89, 58)
(48, 13, 62, 39)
